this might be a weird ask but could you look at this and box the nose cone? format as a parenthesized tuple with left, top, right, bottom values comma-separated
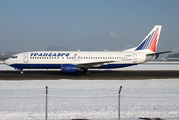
(4, 59, 10, 65)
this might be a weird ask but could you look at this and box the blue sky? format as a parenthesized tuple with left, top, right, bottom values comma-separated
(0, 0, 178, 52)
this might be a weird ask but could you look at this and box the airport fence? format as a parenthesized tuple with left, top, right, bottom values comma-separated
(0, 86, 179, 120)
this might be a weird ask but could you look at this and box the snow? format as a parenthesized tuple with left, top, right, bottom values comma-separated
(0, 79, 179, 120)
(0, 62, 179, 119)
(0, 62, 179, 71)
(0, 64, 14, 70)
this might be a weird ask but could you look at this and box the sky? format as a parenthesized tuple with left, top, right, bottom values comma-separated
(0, 0, 178, 52)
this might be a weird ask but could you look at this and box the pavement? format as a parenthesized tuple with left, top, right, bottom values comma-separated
(0, 70, 179, 80)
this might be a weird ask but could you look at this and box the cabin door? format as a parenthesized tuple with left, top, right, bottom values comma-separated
(133, 54, 137, 63)
(24, 53, 28, 63)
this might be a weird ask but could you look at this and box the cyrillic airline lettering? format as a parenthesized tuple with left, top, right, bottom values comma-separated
(30, 53, 70, 57)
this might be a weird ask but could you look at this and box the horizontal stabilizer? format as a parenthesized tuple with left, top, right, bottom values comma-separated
(147, 51, 173, 56)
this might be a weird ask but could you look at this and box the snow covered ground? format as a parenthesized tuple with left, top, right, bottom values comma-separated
(0, 79, 179, 120)
(0, 62, 179, 70)
(0, 62, 178, 119)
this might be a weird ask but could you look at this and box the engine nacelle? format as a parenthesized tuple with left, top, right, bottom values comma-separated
(61, 64, 78, 73)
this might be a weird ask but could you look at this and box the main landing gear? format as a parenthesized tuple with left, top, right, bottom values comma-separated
(83, 69, 90, 75)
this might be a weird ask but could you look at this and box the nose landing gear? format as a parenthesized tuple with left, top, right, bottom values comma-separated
(15, 68, 24, 74)
(20, 71, 24, 74)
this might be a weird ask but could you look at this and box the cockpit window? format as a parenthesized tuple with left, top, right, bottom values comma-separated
(11, 56, 18, 59)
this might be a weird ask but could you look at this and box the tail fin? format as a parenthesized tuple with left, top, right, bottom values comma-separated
(135, 25, 162, 53)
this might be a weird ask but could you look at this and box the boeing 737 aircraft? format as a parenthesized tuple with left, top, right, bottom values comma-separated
(4, 25, 172, 74)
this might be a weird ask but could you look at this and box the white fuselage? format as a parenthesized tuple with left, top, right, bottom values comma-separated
(4, 51, 152, 69)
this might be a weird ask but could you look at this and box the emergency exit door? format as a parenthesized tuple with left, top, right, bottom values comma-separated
(73, 55, 81, 61)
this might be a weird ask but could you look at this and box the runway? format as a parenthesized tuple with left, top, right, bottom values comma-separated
(0, 70, 179, 80)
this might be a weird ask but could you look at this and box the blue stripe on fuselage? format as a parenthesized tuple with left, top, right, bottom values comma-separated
(10, 64, 61, 69)
(10, 63, 137, 69)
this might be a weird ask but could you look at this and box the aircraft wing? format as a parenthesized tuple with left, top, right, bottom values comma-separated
(77, 61, 115, 68)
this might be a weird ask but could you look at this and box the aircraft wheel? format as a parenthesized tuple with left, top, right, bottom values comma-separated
(85, 70, 90, 75)
(83, 69, 90, 75)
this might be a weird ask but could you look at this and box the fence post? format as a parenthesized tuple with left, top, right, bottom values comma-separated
(46, 86, 48, 120)
(118, 86, 122, 120)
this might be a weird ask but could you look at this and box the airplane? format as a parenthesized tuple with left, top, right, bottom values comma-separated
(4, 25, 172, 75)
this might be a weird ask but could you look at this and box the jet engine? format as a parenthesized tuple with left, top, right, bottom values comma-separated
(61, 64, 78, 73)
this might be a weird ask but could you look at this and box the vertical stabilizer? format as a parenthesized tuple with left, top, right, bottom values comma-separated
(135, 25, 162, 53)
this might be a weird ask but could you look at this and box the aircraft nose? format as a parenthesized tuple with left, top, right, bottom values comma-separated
(4, 59, 10, 65)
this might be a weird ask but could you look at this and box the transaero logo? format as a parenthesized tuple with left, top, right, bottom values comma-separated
(135, 27, 158, 51)
(30, 53, 70, 57)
